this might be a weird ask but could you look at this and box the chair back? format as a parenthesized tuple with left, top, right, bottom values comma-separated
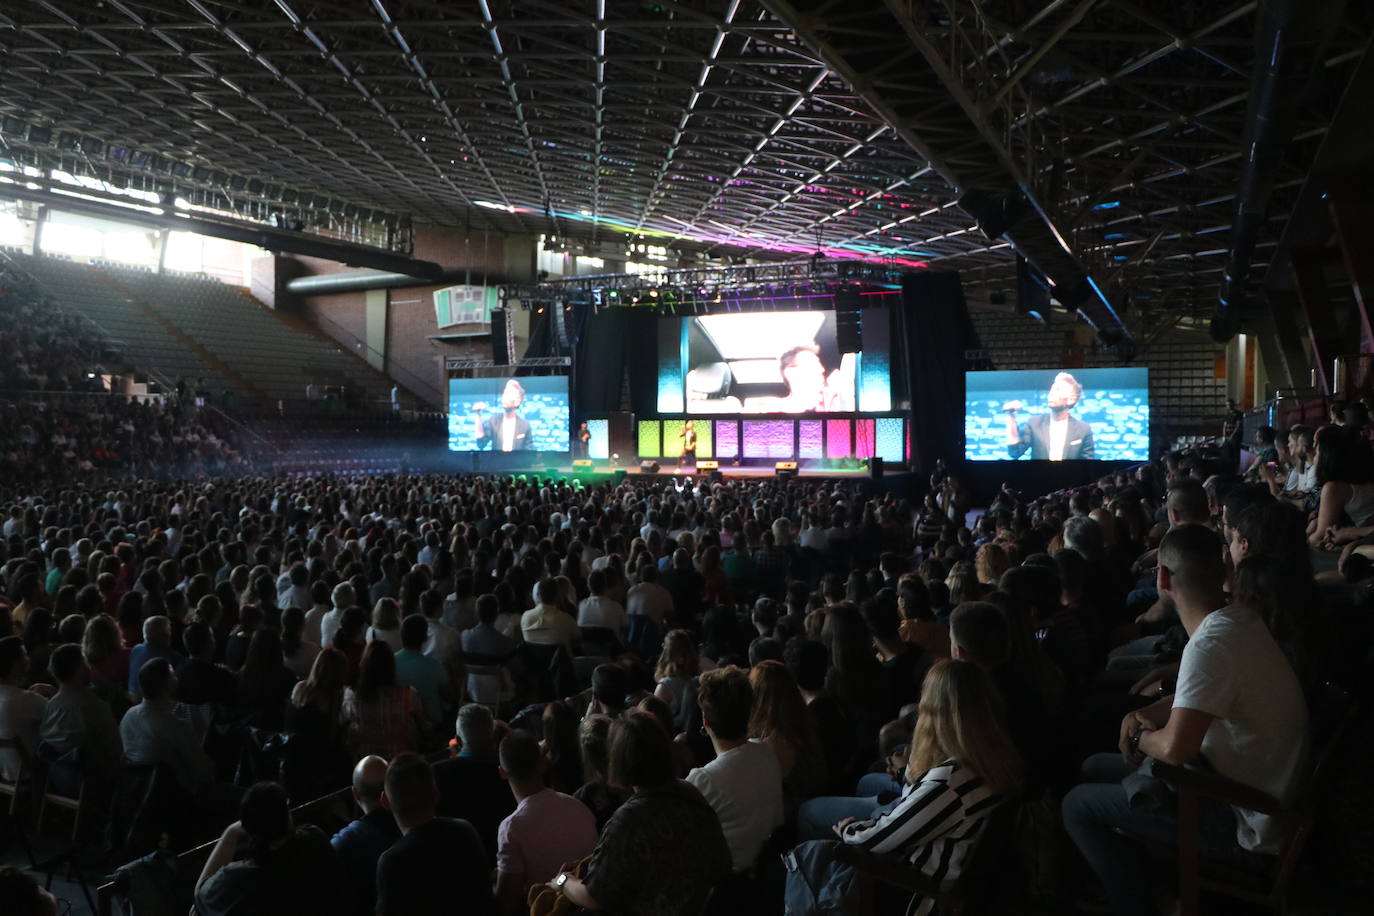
(520, 642, 577, 701)
(1295, 682, 1357, 816)
(36, 741, 82, 799)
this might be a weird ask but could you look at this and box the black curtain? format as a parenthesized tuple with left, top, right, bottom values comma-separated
(573, 310, 628, 415)
(624, 310, 659, 418)
(895, 272, 979, 472)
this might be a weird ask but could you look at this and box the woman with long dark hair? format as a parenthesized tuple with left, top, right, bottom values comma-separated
(235, 629, 296, 730)
(342, 641, 424, 758)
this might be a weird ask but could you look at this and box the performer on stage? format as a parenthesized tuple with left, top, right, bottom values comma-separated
(575, 421, 591, 459)
(472, 378, 533, 451)
(1003, 371, 1096, 460)
(680, 420, 697, 468)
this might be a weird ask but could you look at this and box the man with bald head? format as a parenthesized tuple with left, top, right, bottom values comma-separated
(331, 755, 400, 916)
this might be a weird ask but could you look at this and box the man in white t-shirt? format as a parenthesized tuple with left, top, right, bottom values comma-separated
(576, 569, 628, 632)
(320, 582, 356, 650)
(686, 668, 784, 872)
(626, 564, 673, 628)
(1063, 524, 1309, 916)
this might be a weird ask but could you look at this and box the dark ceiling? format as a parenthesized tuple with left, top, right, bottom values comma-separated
(0, 0, 1370, 324)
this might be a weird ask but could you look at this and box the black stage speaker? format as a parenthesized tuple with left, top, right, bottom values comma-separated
(870, 456, 884, 480)
(835, 286, 862, 354)
(640, 460, 660, 474)
(553, 300, 570, 351)
(490, 307, 512, 364)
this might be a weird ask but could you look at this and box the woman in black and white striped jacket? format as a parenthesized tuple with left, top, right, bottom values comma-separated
(785, 659, 1021, 916)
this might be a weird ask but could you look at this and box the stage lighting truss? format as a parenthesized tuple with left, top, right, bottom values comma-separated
(503, 257, 905, 315)
(0, 115, 412, 254)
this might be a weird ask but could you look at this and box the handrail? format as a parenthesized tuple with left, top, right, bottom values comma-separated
(203, 403, 279, 455)
(306, 307, 446, 408)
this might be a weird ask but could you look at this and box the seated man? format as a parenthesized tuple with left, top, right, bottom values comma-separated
(433, 704, 515, 866)
(521, 578, 580, 649)
(331, 756, 400, 916)
(119, 657, 214, 797)
(127, 615, 182, 698)
(376, 753, 495, 916)
(0, 636, 49, 783)
(494, 730, 597, 912)
(686, 668, 784, 873)
(1062, 524, 1310, 916)
(195, 781, 343, 916)
(39, 643, 122, 788)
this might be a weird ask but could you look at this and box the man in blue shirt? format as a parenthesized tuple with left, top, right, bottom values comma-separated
(127, 616, 182, 697)
(331, 755, 399, 916)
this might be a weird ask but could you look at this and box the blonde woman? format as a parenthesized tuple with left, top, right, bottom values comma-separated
(652, 629, 699, 732)
(974, 543, 1010, 586)
(787, 659, 1020, 915)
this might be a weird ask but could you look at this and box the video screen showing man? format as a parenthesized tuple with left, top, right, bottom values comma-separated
(472, 379, 533, 452)
(682, 311, 855, 414)
(1003, 371, 1096, 460)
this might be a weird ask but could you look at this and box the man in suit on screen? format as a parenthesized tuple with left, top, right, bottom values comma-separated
(472, 379, 534, 451)
(1003, 372, 1096, 460)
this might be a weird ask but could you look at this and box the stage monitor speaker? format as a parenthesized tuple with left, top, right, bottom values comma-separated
(775, 461, 798, 471)
(696, 460, 719, 472)
(870, 457, 884, 480)
(835, 286, 862, 354)
(572, 458, 593, 469)
(490, 307, 512, 364)
(640, 460, 660, 474)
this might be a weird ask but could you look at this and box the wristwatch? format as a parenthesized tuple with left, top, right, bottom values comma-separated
(1130, 727, 1153, 750)
(555, 873, 571, 892)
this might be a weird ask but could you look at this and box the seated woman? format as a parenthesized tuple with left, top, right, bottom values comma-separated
(549, 710, 731, 916)
(284, 648, 352, 801)
(342, 641, 426, 759)
(786, 659, 1021, 916)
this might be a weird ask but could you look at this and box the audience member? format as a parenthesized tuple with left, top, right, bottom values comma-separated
(376, 753, 495, 916)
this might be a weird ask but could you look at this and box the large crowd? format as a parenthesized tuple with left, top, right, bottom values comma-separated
(0, 402, 1368, 916)
(3, 254, 1373, 916)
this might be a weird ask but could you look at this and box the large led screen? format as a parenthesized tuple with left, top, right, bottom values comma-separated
(656, 308, 891, 414)
(964, 367, 1149, 461)
(447, 376, 570, 452)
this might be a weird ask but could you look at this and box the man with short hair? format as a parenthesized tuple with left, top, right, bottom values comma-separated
(127, 615, 182, 697)
(587, 663, 628, 718)
(1062, 525, 1310, 916)
(331, 755, 400, 916)
(0, 636, 48, 782)
(395, 614, 449, 728)
(376, 753, 496, 916)
(521, 578, 579, 648)
(577, 569, 628, 632)
(433, 704, 516, 866)
(686, 668, 784, 872)
(495, 730, 597, 911)
(862, 597, 931, 719)
(39, 643, 122, 780)
(626, 563, 672, 628)
(119, 657, 214, 796)
(303, 580, 332, 647)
